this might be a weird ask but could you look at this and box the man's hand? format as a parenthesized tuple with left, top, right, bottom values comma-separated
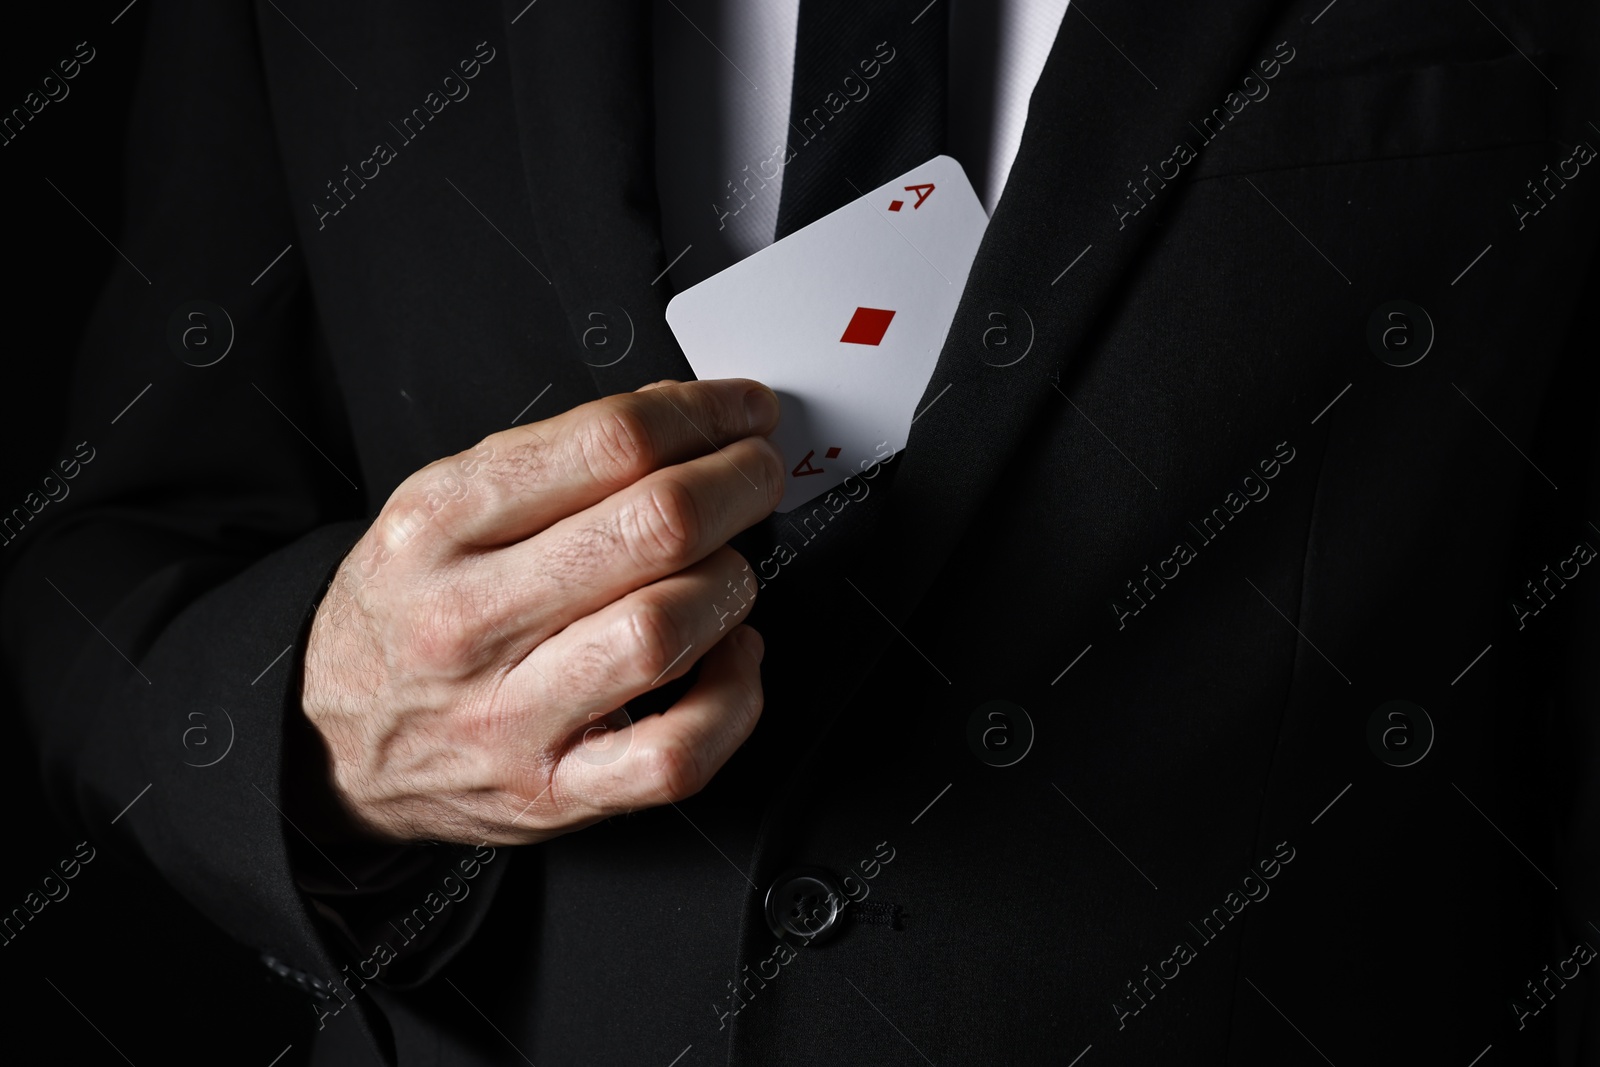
(298, 379, 784, 846)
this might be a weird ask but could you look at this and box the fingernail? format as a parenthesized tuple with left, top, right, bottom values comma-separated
(744, 387, 779, 431)
(738, 627, 765, 664)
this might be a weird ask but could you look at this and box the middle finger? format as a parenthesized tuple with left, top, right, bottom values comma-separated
(472, 434, 783, 644)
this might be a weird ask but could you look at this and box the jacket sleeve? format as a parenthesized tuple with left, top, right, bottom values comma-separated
(0, 1, 506, 1051)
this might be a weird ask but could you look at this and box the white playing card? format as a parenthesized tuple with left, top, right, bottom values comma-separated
(665, 154, 988, 512)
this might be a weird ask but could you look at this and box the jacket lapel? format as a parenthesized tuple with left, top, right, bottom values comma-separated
(498, 0, 692, 395)
(859, 0, 1297, 618)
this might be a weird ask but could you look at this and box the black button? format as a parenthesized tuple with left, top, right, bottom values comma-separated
(765, 867, 846, 943)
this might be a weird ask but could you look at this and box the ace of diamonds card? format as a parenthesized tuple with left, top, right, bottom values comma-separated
(666, 155, 988, 512)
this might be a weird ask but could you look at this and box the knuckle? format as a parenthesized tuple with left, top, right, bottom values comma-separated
(409, 623, 474, 673)
(374, 485, 436, 557)
(622, 599, 685, 685)
(575, 401, 654, 489)
(638, 740, 708, 802)
(405, 588, 487, 671)
(618, 480, 699, 569)
(375, 438, 506, 555)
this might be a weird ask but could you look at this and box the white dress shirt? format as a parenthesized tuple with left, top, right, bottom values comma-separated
(654, 0, 1070, 289)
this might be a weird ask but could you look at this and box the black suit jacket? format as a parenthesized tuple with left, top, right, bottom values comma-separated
(7, 1, 1600, 1064)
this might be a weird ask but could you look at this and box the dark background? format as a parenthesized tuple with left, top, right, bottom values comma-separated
(0, 4, 311, 1063)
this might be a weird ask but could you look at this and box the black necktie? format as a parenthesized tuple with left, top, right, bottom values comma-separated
(773, 1, 947, 239)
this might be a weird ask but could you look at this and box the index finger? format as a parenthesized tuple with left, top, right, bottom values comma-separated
(434, 378, 780, 548)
